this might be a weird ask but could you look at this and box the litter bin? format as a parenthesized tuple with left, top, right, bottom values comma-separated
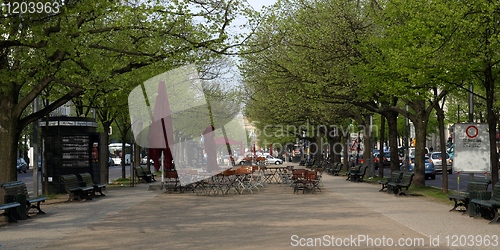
(4, 194, 27, 220)
(468, 191, 491, 217)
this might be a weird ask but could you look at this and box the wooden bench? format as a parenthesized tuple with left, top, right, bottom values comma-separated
(448, 178, 491, 213)
(164, 170, 181, 192)
(351, 165, 368, 182)
(388, 172, 414, 195)
(471, 182, 500, 223)
(77, 173, 106, 197)
(134, 166, 156, 183)
(378, 170, 403, 192)
(61, 174, 94, 201)
(1, 181, 47, 220)
(0, 202, 21, 222)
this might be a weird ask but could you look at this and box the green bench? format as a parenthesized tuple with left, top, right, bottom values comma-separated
(351, 165, 368, 182)
(471, 182, 500, 223)
(378, 170, 403, 192)
(61, 174, 94, 201)
(1, 181, 47, 219)
(77, 173, 106, 197)
(328, 162, 342, 176)
(448, 178, 491, 213)
(134, 166, 156, 183)
(346, 164, 363, 181)
(0, 201, 21, 222)
(388, 172, 414, 195)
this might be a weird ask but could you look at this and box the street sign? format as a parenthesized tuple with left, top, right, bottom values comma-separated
(453, 123, 490, 173)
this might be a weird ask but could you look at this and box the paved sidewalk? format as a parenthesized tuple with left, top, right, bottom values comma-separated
(0, 167, 498, 249)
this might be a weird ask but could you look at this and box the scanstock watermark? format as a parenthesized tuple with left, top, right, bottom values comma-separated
(127, 65, 379, 186)
(252, 119, 379, 156)
(128, 64, 248, 186)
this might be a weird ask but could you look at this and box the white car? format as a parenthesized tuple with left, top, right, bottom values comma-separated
(266, 155, 283, 165)
(234, 156, 249, 165)
(430, 152, 452, 174)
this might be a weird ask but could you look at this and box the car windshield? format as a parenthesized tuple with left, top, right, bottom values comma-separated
(431, 153, 441, 159)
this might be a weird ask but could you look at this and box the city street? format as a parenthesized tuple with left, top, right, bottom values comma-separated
(17, 164, 492, 196)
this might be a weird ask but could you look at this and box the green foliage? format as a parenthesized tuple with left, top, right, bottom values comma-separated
(0, 0, 257, 182)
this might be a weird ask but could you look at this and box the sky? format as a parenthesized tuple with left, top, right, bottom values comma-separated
(247, 0, 276, 11)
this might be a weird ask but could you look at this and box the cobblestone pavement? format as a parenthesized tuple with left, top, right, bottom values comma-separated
(0, 165, 498, 249)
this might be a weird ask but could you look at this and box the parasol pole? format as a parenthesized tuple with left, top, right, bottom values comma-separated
(205, 96, 233, 160)
(161, 151, 165, 189)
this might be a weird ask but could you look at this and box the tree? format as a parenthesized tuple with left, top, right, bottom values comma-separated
(0, 0, 256, 183)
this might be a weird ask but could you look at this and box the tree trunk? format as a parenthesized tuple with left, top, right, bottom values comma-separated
(101, 123, 112, 185)
(485, 83, 499, 188)
(436, 104, 448, 193)
(363, 115, 374, 177)
(378, 115, 386, 177)
(0, 125, 19, 183)
(121, 136, 127, 179)
(342, 134, 349, 171)
(385, 111, 400, 172)
(328, 128, 341, 164)
(411, 101, 429, 187)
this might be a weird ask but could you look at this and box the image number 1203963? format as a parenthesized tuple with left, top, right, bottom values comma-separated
(1, 1, 61, 17)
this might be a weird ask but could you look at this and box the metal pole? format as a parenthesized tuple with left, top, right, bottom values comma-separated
(468, 85, 474, 180)
(160, 151, 164, 189)
(468, 85, 474, 123)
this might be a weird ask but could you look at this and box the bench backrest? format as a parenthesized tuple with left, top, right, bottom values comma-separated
(359, 166, 368, 176)
(78, 173, 94, 186)
(1, 181, 28, 197)
(61, 174, 81, 191)
(349, 164, 362, 173)
(466, 180, 490, 193)
(165, 170, 179, 179)
(400, 173, 414, 186)
(135, 167, 145, 176)
(135, 166, 154, 177)
(390, 171, 403, 181)
(492, 182, 500, 200)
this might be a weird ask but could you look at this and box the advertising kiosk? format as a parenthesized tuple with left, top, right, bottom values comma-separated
(40, 117, 100, 194)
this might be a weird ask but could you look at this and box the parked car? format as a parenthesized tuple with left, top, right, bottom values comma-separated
(234, 156, 248, 165)
(373, 151, 391, 166)
(430, 152, 452, 174)
(266, 155, 283, 165)
(405, 156, 436, 180)
(17, 157, 28, 173)
(408, 147, 429, 157)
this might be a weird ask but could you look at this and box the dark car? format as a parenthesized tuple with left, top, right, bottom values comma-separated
(405, 156, 436, 180)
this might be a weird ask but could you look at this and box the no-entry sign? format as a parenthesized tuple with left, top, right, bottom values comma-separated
(453, 123, 490, 173)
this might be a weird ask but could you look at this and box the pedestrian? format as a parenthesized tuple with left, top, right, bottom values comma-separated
(429, 146, 434, 152)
